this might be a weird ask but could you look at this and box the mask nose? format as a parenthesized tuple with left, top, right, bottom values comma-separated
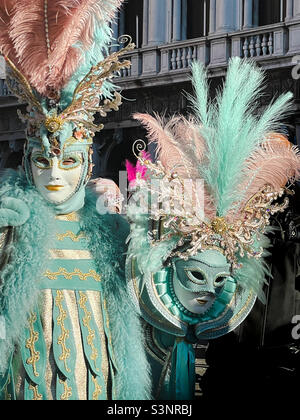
(186, 270, 217, 294)
(49, 158, 62, 181)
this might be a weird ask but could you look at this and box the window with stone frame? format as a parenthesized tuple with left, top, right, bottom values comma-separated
(186, 0, 210, 39)
(258, 0, 286, 26)
(123, 0, 143, 48)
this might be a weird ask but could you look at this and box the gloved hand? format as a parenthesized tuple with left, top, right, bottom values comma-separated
(0, 197, 30, 227)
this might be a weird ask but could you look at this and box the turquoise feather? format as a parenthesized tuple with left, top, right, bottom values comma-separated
(190, 58, 294, 216)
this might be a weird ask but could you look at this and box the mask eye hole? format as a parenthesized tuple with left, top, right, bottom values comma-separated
(59, 154, 82, 169)
(191, 271, 205, 281)
(32, 155, 52, 169)
(62, 158, 76, 166)
(37, 157, 50, 165)
(214, 275, 228, 287)
(185, 270, 206, 284)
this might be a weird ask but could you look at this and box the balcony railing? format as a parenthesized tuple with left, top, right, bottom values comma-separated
(0, 79, 10, 96)
(1, 20, 300, 96)
(242, 32, 274, 58)
(114, 20, 299, 88)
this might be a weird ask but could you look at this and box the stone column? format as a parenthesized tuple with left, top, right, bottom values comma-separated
(142, 0, 168, 75)
(142, 0, 149, 47)
(0, 56, 6, 79)
(294, 0, 300, 17)
(215, 0, 237, 33)
(172, 0, 182, 42)
(243, 0, 253, 29)
(147, 0, 168, 46)
(209, 0, 216, 34)
(253, 0, 259, 26)
(286, 0, 293, 20)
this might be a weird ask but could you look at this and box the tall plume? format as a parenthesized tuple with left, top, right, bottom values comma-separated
(0, 0, 123, 97)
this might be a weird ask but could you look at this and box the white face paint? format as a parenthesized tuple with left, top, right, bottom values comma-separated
(31, 148, 83, 204)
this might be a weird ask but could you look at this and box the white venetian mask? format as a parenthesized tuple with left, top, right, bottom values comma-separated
(30, 148, 83, 204)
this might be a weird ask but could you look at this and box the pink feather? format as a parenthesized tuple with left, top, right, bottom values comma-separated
(126, 153, 151, 187)
(232, 140, 300, 219)
(126, 160, 136, 183)
(0, 1, 18, 64)
(0, 0, 123, 97)
(133, 112, 216, 219)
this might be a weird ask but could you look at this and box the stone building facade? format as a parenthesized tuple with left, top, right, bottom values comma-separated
(1, 0, 300, 184)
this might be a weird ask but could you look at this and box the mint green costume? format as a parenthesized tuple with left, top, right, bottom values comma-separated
(0, 171, 151, 400)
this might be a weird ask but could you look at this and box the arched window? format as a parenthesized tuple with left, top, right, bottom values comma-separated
(259, 0, 285, 26)
(122, 0, 144, 48)
(186, 0, 210, 39)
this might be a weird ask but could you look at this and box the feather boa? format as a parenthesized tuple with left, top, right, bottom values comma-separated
(0, 169, 151, 400)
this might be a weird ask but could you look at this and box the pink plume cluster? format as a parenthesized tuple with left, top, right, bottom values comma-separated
(126, 151, 151, 187)
(133, 113, 206, 179)
(133, 112, 216, 219)
(233, 134, 300, 217)
(132, 114, 300, 222)
(0, 0, 123, 97)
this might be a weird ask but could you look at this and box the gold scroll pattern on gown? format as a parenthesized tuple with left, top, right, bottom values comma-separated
(25, 312, 40, 378)
(56, 231, 86, 242)
(91, 375, 102, 400)
(44, 267, 101, 282)
(59, 379, 72, 400)
(55, 291, 71, 373)
(28, 384, 43, 400)
(78, 291, 99, 372)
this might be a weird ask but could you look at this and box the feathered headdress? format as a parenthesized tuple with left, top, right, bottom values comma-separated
(0, 0, 134, 159)
(128, 58, 300, 273)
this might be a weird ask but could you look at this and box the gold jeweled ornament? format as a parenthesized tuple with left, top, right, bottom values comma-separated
(132, 141, 292, 270)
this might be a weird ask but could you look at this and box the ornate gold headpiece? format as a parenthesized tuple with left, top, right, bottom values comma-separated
(4, 37, 134, 136)
(130, 140, 293, 270)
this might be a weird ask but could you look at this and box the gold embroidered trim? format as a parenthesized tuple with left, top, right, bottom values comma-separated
(49, 249, 92, 260)
(44, 267, 101, 282)
(26, 312, 40, 378)
(55, 291, 71, 373)
(29, 384, 43, 400)
(59, 379, 72, 400)
(55, 212, 79, 222)
(56, 231, 86, 242)
(91, 375, 102, 400)
(78, 292, 99, 372)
